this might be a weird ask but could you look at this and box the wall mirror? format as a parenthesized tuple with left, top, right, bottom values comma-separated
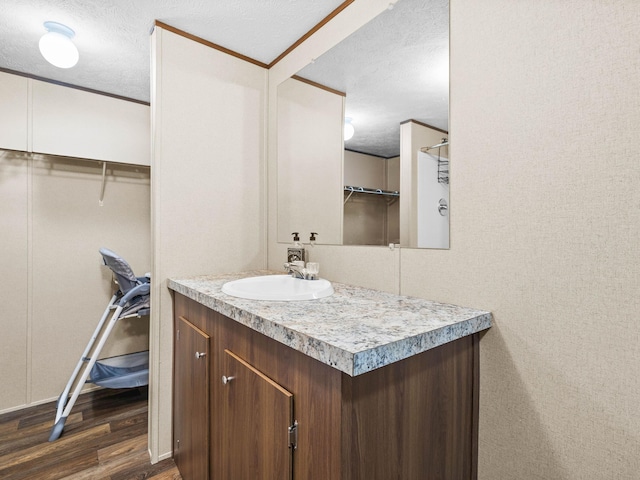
(277, 0, 449, 249)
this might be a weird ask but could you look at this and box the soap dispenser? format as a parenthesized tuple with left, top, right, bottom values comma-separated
(292, 232, 301, 247)
(288, 232, 306, 263)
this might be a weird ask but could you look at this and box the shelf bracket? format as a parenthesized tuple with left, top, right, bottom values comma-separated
(344, 189, 355, 205)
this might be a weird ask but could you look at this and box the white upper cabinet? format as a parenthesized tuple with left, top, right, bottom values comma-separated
(0, 72, 29, 151)
(31, 80, 150, 166)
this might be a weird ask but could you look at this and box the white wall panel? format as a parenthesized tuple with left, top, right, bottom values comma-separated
(0, 152, 150, 413)
(150, 26, 267, 461)
(30, 157, 150, 401)
(416, 153, 449, 249)
(277, 78, 343, 245)
(31, 81, 150, 166)
(0, 72, 28, 151)
(399, 121, 448, 248)
(343, 150, 388, 245)
(0, 150, 28, 411)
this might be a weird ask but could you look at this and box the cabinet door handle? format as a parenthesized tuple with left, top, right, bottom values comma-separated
(222, 375, 235, 385)
(195, 351, 206, 359)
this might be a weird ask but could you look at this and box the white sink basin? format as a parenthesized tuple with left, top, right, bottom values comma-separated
(221, 275, 334, 301)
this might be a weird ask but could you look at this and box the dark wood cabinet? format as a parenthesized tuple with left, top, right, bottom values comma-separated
(173, 316, 210, 480)
(173, 292, 479, 480)
(222, 349, 294, 479)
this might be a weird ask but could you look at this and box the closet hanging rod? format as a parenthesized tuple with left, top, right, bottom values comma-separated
(344, 186, 399, 197)
(343, 186, 400, 205)
(420, 138, 449, 152)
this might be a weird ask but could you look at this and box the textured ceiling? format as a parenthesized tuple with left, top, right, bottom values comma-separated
(297, 0, 449, 158)
(0, 0, 345, 102)
(0, 0, 448, 157)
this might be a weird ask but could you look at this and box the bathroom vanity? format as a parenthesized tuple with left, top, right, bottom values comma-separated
(168, 271, 491, 480)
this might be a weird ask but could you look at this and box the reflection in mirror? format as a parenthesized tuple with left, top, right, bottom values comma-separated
(277, 0, 449, 248)
(276, 77, 345, 246)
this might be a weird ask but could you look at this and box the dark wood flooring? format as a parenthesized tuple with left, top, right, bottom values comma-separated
(0, 387, 182, 480)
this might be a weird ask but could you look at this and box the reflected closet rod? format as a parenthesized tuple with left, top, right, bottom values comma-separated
(343, 186, 400, 205)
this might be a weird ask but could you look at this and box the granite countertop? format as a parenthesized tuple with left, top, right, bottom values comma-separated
(168, 271, 492, 376)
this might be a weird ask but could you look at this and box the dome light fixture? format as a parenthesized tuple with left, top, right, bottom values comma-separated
(39, 21, 79, 69)
(344, 117, 355, 141)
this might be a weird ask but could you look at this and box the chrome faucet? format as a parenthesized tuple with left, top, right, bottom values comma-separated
(283, 262, 305, 279)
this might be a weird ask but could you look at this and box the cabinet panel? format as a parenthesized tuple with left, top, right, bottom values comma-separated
(222, 349, 293, 480)
(341, 334, 476, 480)
(31, 80, 150, 165)
(174, 316, 210, 480)
(0, 72, 28, 151)
(214, 309, 343, 480)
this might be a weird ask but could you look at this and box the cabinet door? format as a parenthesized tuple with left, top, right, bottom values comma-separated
(221, 349, 294, 480)
(174, 317, 210, 480)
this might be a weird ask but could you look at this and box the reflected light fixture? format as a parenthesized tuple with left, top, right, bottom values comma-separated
(344, 117, 355, 141)
(39, 21, 79, 69)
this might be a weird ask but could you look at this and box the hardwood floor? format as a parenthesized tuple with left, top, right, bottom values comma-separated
(0, 387, 182, 480)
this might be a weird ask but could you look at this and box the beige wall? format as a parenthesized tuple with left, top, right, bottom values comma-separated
(0, 149, 151, 412)
(267, 0, 640, 477)
(343, 150, 386, 188)
(150, 26, 267, 461)
(31, 80, 150, 166)
(386, 156, 399, 244)
(0, 72, 28, 150)
(0, 150, 29, 410)
(343, 150, 397, 245)
(443, 1, 640, 476)
(277, 77, 343, 244)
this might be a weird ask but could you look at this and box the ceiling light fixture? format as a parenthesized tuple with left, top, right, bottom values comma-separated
(344, 118, 355, 141)
(39, 21, 79, 69)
